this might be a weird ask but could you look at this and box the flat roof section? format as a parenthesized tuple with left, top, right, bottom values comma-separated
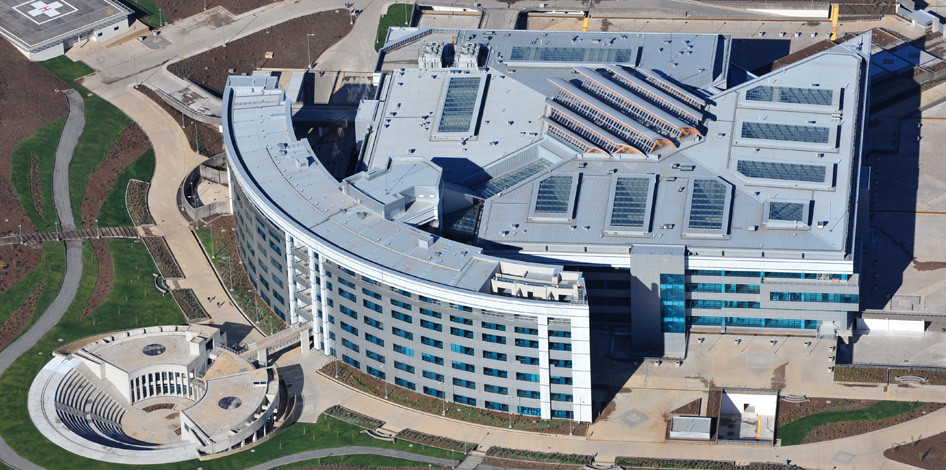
(0, 0, 127, 51)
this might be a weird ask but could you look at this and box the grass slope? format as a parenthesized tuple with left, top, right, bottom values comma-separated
(40, 55, 133, 229)
(98, 149, 155, 227)
(375, 4, 412, 50)
(10, 118, 66, 232)
(0, 242, 66, 350)
(778, 400, 929, 446)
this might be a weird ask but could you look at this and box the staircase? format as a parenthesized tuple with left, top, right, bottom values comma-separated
(456, 450, 485, 470)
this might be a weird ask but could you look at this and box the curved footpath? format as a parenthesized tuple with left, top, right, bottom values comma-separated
(242, 446, 459, 470)
(0, 89, 87, 470)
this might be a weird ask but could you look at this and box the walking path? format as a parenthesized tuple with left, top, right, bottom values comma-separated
(0, 88, 89, 470)
(241, 446, 459, 470)
(52, 90, 85, 232)
(106, 90, 264, 344)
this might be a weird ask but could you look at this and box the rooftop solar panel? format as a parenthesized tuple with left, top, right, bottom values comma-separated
(509, 46, 635, 63)
(745, 86, 834, 106)
(688, 179, 728, 230)
(609, 178, 650, 227)
(438, 77, 481, 133)
(736, 160, 826, 183)
(740, 122, 830, 144)
(769, 202, 806, 222)
(534, 175, 573, 214)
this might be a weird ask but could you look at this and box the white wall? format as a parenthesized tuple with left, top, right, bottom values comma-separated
(856, 318, 925, 334)
(721, 392, 777, 416)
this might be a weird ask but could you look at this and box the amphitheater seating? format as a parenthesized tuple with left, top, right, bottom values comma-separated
(54, 368, 154, 450)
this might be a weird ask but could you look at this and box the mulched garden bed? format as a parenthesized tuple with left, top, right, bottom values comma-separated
(29, 155, 44, 220)
(616, 458, 803, 470)
(800, 402, 945, 445)
(323, 405, 384, 429)
(0, 281, 44, 350)
(138, 86, 223, 157)
(0, 245, 43, 293)
(395, 430, 475, 453)
(200, 216, 285, 333)
(80, 123, 151, 229)
(777, 398, 875, 426)
(0, 40, 68, 292)
(670, 398, 701, 416)
(168, 10, 352, 97)
(142, 236, 183, 278)
(885, 429, 946, 469)
(284, 466, 446, 470)
(170, 288, 209, 321)
(148, 0, 273, 24)
(80, 240, 114, 321)
(834, 365, 946, 385)
(321, 360, 588, 435)
(481, 456, 582, 470)
(833, 365, 888, 383)
(485, 447, 592, 466)
(126, 180, 155, 225)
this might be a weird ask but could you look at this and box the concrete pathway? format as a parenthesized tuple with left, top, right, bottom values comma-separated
(0, 87, 89, 470)
(52, 90, 85, 232)
(242, 446, 459, 470)
(108, 89, 264, 344)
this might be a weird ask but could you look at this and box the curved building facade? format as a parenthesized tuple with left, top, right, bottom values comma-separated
(224, 28, 871, 421)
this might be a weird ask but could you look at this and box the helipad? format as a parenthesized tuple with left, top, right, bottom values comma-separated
(0, 0, 129, 60)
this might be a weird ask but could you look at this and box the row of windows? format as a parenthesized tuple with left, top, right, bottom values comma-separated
(686, 283, 760, 294)
(770, 292, 858, 304)
(687, 270, 850, 281)
(687, 299, 760, 309)
(690, 316, 822, 330)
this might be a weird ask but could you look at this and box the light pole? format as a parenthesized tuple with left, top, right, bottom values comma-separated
(203, 0, 206, 10)
(158, 8, 163, 27)
(383, 364, 388, 398)
(95, 218, 99, 238)
(507, 393, 512, 428)
(306, 33, 315, 69)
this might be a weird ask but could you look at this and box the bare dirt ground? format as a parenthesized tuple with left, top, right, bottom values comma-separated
(0, 281, 44, 350)
(0, 40, 68, 292)
(80, 123, 151, 229)
(168, 10, 353, 97)
(138, 86, 223, 156)
(150, 0, 273, 24)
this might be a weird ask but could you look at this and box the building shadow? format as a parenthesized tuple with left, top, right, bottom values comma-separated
(858, 33, 926, 316)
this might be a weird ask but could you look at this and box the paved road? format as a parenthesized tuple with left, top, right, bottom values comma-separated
(0, 87, 89, 470)
(242, 446, 459, 470)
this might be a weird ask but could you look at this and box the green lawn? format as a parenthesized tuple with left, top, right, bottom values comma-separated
(98, 149, 155, 227)
(10, 118, 66, 232)
(375, 3, 413, 50)
(40, 56, 93, 82)
(777, 400, 929, 446)
(40, 55, 134, 229)
(123, 0, 162, 28)
(273, 454, 441, 469)
(0, 243, 66, 350)
(0, 238, 460, 469)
